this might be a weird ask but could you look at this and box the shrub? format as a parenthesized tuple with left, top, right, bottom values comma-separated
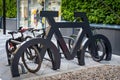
(0, 0, 17, 18)
(61, 0, 120, 25)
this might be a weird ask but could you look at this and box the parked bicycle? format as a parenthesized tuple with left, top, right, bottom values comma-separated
(6, 27, 42, 73)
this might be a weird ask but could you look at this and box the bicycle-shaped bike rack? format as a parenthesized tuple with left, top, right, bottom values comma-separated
(10, 11, 112, 77)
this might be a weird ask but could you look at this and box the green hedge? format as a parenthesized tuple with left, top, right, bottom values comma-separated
(0, 0, 3, 16)
(61, 0, 120, 25)
(0, 0, 17, 18)
(0, 0, 120, 25)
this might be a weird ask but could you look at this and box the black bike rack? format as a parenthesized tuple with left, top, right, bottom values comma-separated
(10, 11, 112, 77)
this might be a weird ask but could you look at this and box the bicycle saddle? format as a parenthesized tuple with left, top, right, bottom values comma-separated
(8, 31, 18, 34)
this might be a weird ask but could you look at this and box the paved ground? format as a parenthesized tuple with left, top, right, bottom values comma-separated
(0, 29, 120, 80)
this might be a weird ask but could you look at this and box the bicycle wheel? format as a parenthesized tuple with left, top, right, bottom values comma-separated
(6, 39, 17, 65)
(22, 45, 41, 73)
(25, 36, 32, 40)
(68, 35, 76, 50)
(91, 34, 112, 62)
(6, 39, 17, 54)
(91, 38, 106, 62)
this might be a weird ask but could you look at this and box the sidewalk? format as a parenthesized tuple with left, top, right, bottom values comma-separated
(0, 29, 120, 80)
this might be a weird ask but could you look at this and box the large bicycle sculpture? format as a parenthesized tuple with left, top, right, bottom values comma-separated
(11, 11, 112, 77)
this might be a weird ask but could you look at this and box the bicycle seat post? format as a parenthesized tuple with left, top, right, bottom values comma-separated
(11, 34, 14, 39)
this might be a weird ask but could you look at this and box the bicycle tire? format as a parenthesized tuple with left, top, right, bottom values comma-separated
(6, 39, 17, 54)
(22, 45, 41, 73)
(90, 38, 106, 62)
(25, 36, 32, 40)
(92, 34, 112, 61)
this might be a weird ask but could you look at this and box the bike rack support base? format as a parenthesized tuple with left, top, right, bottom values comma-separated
(77, 50, 85, 66)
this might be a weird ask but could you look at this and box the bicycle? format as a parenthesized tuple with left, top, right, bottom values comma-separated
(6, 27, 42, 73)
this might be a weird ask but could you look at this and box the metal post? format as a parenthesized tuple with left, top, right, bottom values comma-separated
(43, 0, 46, 29)
(3, 0, 6, 34)
(28, 0, 30, 28)
(17, 0, 20, 29)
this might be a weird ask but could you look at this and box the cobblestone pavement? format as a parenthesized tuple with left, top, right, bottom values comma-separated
(0, 29, 120, 80)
